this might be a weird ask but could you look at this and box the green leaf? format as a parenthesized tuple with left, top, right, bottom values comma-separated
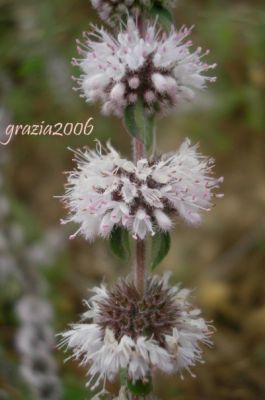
(150, 2, 173, 32)
(127, 378, 152, 396)
(124, 103, 138, 138)
(151, 231, 171, 270)
(124, 100, 155, 152)
(109, 226, 131, 261)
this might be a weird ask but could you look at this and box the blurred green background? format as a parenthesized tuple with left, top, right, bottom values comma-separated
(0, 0, 265, 399)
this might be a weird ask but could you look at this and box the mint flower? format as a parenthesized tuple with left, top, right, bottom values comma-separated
(60, 274, 213, 390)
(62, 140, 223, 241)
(73, 18, 216, 117)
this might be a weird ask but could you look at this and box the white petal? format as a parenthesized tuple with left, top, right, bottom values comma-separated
(154, 209, 172, 230)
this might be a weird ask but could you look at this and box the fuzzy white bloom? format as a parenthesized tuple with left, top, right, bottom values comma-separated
(59, 274, 213, 390)
(61, 140, 223, 241)
(73, 18, 216, 117)
(90, 0, 177, 25)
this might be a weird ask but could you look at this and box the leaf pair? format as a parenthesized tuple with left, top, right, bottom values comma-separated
(110, 227, 171, 270)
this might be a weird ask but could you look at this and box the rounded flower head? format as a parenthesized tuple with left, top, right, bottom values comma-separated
(60, 274, 213, 389)
(73, 18, 216, 117)
(90, 0, 176, 25)
(62, 140, 223, 241)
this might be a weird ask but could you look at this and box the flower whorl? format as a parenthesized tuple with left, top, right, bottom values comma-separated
(73, 18, 216, 117)
(60, 274, 213, 388)
(62, 140, 222, 241)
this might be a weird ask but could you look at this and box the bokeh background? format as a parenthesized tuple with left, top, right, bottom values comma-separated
(0, 0, 265, 399)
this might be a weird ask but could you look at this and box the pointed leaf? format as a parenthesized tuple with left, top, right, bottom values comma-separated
(151, 231, 171, 270)
(124, 100, 155, 152)
(109, 226, 131, 262)
(124, 103, 138, 138)
(150, 3, 173, 32)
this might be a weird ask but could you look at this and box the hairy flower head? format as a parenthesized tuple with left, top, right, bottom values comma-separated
(60, 274, 213, 389)
(73, 18, 216, 117)
(61, 140, 223, 241)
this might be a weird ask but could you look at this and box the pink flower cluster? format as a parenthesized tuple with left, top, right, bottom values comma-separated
(73, 18, 216, 117)
(62, 140, 223, 241)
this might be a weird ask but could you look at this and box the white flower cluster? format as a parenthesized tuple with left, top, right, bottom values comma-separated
(90, 0, 176, 24)
(62, 140, 223, 241)
(60, 274, 213, 390)
(16, 296, 62, 400)
(73, 18, 216, 117)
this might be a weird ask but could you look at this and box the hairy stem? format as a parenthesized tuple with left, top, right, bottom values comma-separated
(138, 14, 144, 37)
(135, 239, 146, 296)
(132, 128, 146, 298)
(133, 137, 145, 162)
(132, 137, 146, 298)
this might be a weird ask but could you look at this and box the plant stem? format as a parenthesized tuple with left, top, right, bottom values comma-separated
(131, 17, 147, 400)
(138, 14, 144, 37)
(133, 137, 145, 162)
(132, 137, 146, 298)
(135, 239, 145, 296)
